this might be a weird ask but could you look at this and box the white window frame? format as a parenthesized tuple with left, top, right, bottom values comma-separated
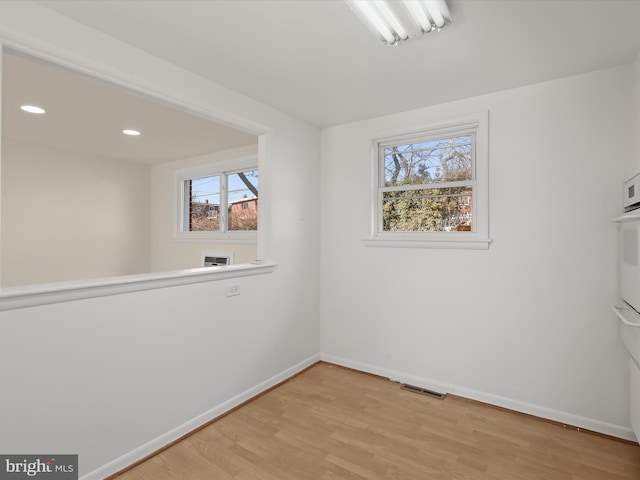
(174, 155, 258, 243)
(364, 111, 491, 249)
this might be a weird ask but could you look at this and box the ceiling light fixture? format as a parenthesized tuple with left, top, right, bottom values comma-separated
(20, 105, 46, 114)
(122, 129, 141, 136)
(346, 0, 451, 45)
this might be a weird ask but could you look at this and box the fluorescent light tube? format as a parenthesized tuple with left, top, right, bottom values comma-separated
(373, 0, 408, 41)
(347, 0, 398, 44)
(425, 0, 446, 28)
(402, 0, 433, 33)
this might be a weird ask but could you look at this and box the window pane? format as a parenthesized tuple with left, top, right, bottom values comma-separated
(383, 135, 472, 187)
(228, 169, 258, 231)
(382, 187, 472, 232)
(189, 175, 220, 231)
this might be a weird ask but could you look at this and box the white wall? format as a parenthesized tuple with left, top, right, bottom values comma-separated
(0, 2, 320, 478)
(320, 65, 635, 439)
(1, 140, 151, 287)
(633, 54, 640, 173)
(149, 143, 258, 272)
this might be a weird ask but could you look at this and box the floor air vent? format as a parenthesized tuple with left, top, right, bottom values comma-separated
(400, 384, 447, 400)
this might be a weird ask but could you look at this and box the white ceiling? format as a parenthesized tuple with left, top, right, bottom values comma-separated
(2, 51, 258, 164)
(34, 0, 640, 128)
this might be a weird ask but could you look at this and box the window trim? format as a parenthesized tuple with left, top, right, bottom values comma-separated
(174, 155, 258, 243)
(364, 111, 491, 249)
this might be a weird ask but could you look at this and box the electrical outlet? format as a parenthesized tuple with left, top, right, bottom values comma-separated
(225, 283, 240, 297)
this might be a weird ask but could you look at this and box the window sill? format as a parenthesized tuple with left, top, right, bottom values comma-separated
(363, 236, 492, 250)
(174, 231, 258, 244)
(0, 262, 277, 312)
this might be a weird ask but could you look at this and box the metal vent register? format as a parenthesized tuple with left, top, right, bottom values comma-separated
(400, 383, 447, 400)
(204, 256, 230, 267)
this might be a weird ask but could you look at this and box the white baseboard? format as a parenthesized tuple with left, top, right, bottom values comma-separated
(81, 354, 320, 480)
(320, 353, 638, 443)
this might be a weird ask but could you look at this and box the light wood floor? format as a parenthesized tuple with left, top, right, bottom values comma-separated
(111, 362, 640, 480)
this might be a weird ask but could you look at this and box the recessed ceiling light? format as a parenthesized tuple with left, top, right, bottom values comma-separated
(122, 129, 141, 136)
(20, 105, 46, 114)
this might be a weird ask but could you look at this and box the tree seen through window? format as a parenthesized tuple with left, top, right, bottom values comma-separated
(381, 135, 473, 232)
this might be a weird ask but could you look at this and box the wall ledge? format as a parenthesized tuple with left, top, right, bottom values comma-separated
(0, 262, 277, 312)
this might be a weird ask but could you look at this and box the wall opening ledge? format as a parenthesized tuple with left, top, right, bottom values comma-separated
(0, 262, 277, 312)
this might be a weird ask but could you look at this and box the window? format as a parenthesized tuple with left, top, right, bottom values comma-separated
(367, 112, 490, 249)
(175, 156, 258, 242)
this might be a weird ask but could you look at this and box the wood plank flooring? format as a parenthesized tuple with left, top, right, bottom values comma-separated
(111, 362, 640, 480)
